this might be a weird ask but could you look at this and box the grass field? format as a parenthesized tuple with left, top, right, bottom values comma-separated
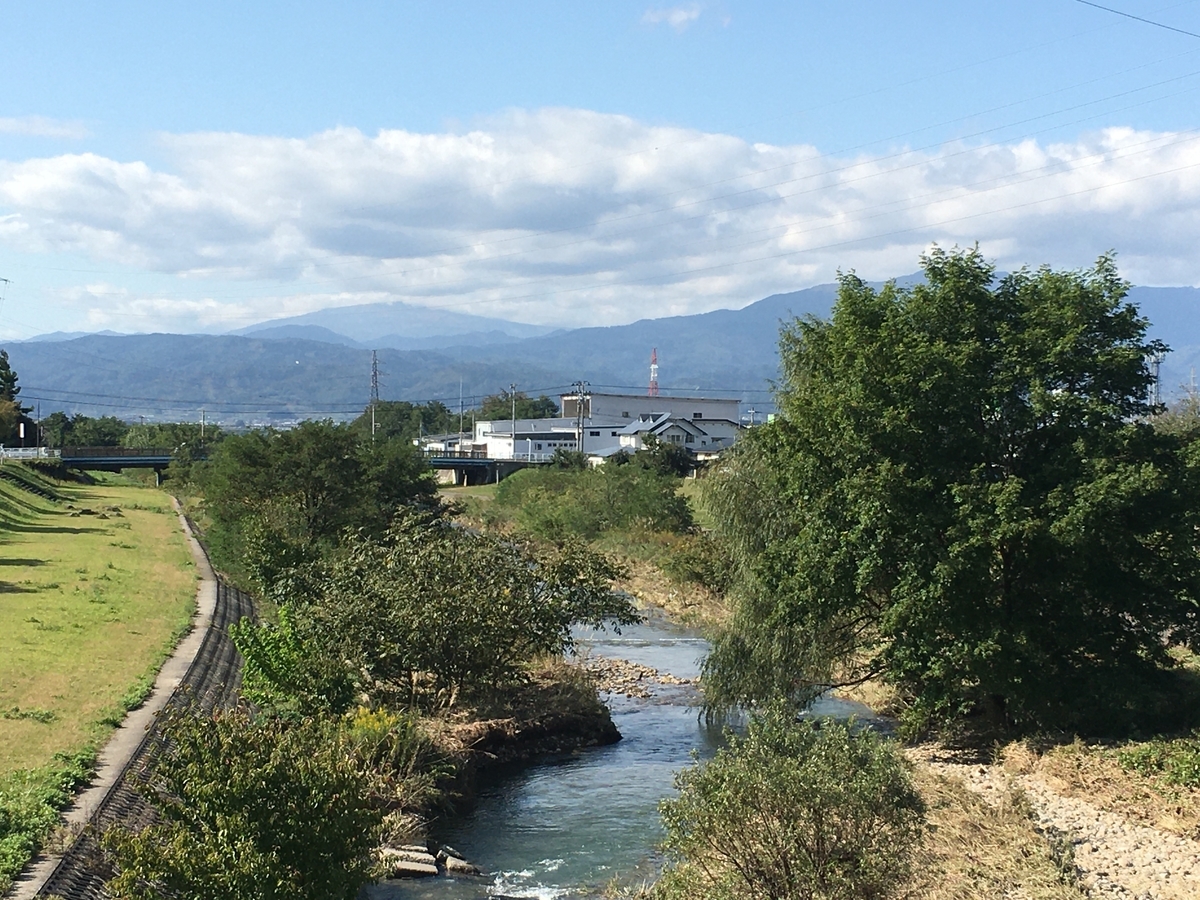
(0, 465, 197, 889)
(0, 468, 197, 773)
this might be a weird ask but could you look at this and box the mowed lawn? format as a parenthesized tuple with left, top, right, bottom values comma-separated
(0, 471, 197, 775)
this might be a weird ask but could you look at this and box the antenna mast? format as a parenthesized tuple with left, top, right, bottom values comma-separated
(648, 348, 659, 397)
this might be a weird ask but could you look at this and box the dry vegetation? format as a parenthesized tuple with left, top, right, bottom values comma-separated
(998, 741, 1200, 837)
(906, 765, 1086, 900)
(611, 554, 729, 630)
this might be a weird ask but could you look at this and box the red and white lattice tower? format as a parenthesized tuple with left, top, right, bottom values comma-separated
(648, 347, 659, 397)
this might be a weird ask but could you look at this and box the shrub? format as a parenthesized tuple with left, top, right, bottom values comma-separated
(1118, 737, 1200, 786)
(235, 511, 638, 711)
(104, 707, 380, 900)
(657, 711, 924, 900)
(495, 464, 693, 541)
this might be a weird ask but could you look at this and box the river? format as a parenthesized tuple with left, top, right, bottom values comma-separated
(367, 614, 880, 900)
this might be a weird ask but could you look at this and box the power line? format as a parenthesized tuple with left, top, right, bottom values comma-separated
(1075, 1, 1200, 40)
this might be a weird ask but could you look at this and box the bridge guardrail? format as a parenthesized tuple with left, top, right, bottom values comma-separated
(0, 447, 61, 460)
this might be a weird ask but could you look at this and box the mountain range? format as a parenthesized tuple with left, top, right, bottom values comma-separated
(6, 281, 1198, 424)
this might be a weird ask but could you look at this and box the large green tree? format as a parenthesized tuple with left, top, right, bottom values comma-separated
(198, 420, 439, 586)
(234, 512, 637, 711)
(478, 390, 559, 421)
(351, 399, 457, 441)
(704, 247, 1200, 732)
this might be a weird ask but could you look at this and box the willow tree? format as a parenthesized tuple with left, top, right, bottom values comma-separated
(704, 247, 1200, 732)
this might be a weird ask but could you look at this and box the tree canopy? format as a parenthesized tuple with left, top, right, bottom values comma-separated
(478, 390, 559, 421)
(703, 247, 1200, 732)
(350, 399, 458, 441)
(198, 420, 439, 587)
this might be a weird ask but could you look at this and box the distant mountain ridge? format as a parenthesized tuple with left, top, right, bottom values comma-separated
(5, 280, 1197, 423)
(232, 298, 557, 352)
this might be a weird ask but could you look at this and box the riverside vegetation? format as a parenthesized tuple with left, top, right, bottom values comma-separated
(91, 419, 640, 899)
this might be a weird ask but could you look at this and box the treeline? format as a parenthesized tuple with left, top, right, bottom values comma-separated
(99, 417, 637, 899)
(24, 387, 559, 449)
(348, 390, 559, 442)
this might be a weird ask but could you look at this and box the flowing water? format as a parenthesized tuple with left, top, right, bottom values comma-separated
(367, 614, 881, 900)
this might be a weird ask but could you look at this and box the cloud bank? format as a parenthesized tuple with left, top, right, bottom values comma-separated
(1, 107, 1199, 332)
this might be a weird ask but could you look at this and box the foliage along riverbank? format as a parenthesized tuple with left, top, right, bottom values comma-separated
(92, 420, 640, 899)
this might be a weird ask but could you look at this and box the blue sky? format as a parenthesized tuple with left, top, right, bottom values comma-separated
(2, 1, 1200, 336)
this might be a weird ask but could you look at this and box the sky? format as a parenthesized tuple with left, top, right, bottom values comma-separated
(2, 0, 1200, 337)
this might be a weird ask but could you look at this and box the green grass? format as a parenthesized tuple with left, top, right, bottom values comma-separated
(0, 465, 197, 890)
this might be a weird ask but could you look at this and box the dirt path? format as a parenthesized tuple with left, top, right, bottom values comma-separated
(912, 747, 1200, 899)
(5, 502, 217, 900)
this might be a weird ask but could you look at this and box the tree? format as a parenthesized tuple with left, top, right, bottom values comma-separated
(104, 708, 380, 900)
(635, 433, 695, 477)
(0, 350, 31, 444)
(235, 512, 637, 711)
(0, 350, 21, 404)
(703, 247, 1200, 732)
(657, 711, 924, 900)
(478, 390, 559, 421)
(198, 421, 440, 585)
(350, 400, 457, 441)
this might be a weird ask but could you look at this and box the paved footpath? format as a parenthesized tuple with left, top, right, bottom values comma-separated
(913, 748, 1200, 900)
(6, 501, 217, 900)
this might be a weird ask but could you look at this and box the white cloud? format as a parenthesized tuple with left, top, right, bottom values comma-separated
(0, 116, 90, 139)
(642, 5, 703, 32)
(1, 109, 1200, 334)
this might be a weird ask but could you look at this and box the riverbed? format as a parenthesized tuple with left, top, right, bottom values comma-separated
(367, 615, 878, 900)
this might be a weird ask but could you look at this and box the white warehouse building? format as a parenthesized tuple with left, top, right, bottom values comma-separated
(471, 390, 743, 461)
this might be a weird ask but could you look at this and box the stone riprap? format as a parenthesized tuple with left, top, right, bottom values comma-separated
(911, 747, 1200, 900)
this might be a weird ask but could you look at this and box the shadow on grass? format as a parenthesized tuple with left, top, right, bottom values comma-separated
(0, 558, 45, 566)
(0, 581, 37, 593)
(3, 523, 105, 535)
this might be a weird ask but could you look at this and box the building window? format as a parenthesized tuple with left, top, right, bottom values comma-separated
(693, 412, 703, 419)
(685, 434, 695, 444)
(536, 443, 543, 450)
(590, 430, 600, 437)
(622, 411, 630, 418)
(611, 431, 618, 436)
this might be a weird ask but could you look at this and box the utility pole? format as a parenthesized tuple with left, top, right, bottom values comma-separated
(370, 350, 380, 440)
(459, 378, 464, 450)
(509, 383, 518, 460)
(572, 380, 590, 456)
(200, 409, 206, 439)
(746, 406, 756, 427)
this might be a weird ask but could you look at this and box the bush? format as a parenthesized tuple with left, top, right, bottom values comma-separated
(234, 511, 638, 711)
(658, 532, 734, 595)
(657, 712, 924, 900)
(1119, 737, 1200, 786)
(495, 464, 693, 541)
(104, 707, 380, 900)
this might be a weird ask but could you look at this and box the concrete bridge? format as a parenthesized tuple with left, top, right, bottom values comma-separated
(422, 449, 552, 485)
(0, 447, 180, 483)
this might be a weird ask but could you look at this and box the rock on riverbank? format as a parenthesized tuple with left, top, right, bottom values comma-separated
(581, 656, 694, 699)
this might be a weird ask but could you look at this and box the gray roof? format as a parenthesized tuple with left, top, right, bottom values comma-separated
(617, 413, 709, 437)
